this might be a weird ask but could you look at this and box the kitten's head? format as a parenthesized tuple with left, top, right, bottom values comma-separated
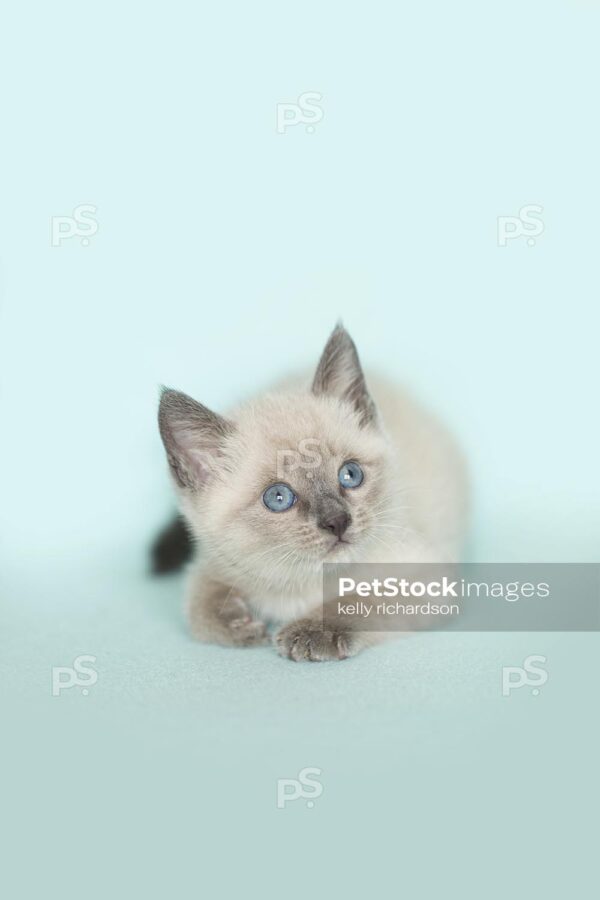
(158, 325, 398, 587)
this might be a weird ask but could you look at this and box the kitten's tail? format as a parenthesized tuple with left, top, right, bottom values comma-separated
(150, 515, 193, 574)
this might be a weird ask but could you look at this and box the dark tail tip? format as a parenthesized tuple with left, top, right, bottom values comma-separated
(150, 515, 194, 575)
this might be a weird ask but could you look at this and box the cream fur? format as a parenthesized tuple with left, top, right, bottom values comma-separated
(159, 326, 468, 660)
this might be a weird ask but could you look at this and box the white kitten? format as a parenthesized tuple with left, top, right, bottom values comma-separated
(157, 325, 467, 661)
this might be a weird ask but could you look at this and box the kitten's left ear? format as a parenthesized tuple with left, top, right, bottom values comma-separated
(312, 323, 377, 426)
(158, 388, 235, 491)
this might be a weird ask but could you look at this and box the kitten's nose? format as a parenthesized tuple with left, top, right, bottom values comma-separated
(319, 511, 351, 540)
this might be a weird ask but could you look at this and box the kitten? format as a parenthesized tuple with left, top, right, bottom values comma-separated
(157, 324, 467, 661)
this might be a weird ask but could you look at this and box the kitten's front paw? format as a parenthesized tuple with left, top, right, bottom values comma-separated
(189, 593, 269, 647)
(275, 619, 354, 662)
(226, 615, 270, 647)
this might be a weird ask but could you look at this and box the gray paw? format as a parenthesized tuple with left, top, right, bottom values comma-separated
(191, 593, 270, 647)
(219, 595, 270, 646)
(275, 619, 353, 662)
(226, 615, 269, 647)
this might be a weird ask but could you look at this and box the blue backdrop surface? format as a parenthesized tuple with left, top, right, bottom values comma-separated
(1, 2, 598, 898)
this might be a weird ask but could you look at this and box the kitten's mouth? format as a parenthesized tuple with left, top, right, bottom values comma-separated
(325, 537, 351, 556)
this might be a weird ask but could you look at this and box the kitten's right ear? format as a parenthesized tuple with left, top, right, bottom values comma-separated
(158, 388, 234, 491)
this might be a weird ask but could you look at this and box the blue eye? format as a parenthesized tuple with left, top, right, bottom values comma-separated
(263, 483, 297, 512)
(338, 461, 364, 489)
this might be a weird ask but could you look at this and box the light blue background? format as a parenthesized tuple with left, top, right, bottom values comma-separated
(1, 2, 598, 898)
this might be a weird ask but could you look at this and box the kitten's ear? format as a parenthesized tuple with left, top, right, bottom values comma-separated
(312, 324, 377, 425)
(158, 388, 234, 490)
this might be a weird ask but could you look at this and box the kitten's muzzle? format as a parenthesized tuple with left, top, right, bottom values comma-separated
(318, 510, 351, 541)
